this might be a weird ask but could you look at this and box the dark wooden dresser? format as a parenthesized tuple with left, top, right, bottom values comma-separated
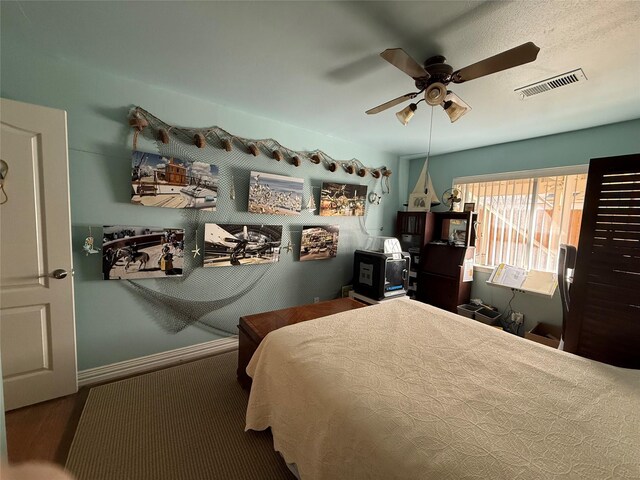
(237, 298, 366, 389)
(412, 210, 477, 313)
(416, 244, 474, 312)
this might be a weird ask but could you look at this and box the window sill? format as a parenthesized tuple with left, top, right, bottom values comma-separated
(473, 265, 494, 274)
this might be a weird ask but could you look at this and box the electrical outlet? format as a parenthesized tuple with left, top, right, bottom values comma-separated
(314, 297, 320, 303)
(511, 312, 524, 325)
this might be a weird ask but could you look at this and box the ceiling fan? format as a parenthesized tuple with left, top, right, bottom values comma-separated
(366, 42, 540, 124)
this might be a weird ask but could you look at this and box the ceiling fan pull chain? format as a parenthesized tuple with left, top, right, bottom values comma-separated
(423, 106, 435, 193)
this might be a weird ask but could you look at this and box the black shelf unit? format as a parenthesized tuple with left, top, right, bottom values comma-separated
(395, 212, 435, 299)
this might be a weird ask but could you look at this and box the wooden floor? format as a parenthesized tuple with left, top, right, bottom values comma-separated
(5, 388, 89, 466)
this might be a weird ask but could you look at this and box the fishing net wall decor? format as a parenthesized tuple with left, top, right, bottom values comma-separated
(121, 106, 393, 336)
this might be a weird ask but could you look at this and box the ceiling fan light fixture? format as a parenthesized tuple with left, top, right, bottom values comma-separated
(396, 103, 417, 126)
(442, 92, 471, 123)
(425, 82, 447, 106)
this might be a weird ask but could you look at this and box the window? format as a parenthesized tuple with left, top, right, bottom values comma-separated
(454, 167, 588, 272)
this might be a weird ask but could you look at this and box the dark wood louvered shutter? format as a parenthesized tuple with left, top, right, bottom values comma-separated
(564, 153, 640, 368)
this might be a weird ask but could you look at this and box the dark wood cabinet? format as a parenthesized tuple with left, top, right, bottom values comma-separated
(564, 153, 640, 368)
(395, 212, 435, 246)
(417, 244, 474, 312)
(397, 210, 478, 312)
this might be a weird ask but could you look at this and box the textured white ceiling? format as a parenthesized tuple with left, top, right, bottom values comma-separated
(2, 1, 639, 156)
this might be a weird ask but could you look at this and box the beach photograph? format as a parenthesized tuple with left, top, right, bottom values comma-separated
(203, 223, 282, 267)
(131, 151, 219, 210)
(248, 171, 303, 215)
(300, 225, 339, 261)
(102, 226, 184, 280)
(319, 182, 367, 216)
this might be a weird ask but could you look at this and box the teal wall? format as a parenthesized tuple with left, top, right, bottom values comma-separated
(420, 119, 640, 204)
(408, 119, 640, 330)
(1, 39, 401, 370)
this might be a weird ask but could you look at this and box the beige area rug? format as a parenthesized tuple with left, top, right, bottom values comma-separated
(66, 351, 294, 480)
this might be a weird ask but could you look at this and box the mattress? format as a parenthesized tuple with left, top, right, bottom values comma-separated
(245, 297, 640, 480)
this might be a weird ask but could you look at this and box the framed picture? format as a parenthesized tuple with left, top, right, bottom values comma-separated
(463, 202, 475, 212)
(203, 223, 282, 267)
(407, 193, 430, 212)
(102, 226, 184, 280)
(299, 225, 339, 261)
(131, 151, 218, 210)
(319, 182, 367, 217)
(248, 171, 303, 215)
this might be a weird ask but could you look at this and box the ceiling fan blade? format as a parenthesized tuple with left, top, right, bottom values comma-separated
(366, 92, 418, 115)
(451, 42, 540, 84)
(380, 48, 430, 79)
(442, 91, 471, 123)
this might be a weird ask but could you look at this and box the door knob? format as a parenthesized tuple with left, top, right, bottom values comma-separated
(51, 269, 68, 279)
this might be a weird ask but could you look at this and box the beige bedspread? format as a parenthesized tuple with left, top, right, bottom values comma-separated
(245, 298, 640, 480)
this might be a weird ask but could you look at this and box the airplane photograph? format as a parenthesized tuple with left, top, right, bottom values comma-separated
(203, 223, 282, 267)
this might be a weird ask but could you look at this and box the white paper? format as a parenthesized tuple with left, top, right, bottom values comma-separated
(463, 258, 474, 282)
(490, 263, 526, 288)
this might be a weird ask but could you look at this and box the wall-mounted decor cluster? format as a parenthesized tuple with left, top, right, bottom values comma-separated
(300, 225, 339, 261)
(320, 182, 368, 217)
(129, 107, 393, 193)
(203, 224, 282, 267)
(248, 171, 303, 215)
(102, 226, 185, 280)
(131, 151, 219, 210)
(110, 105, 386, 338)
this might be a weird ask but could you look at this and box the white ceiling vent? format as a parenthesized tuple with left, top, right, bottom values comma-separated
(515, 69, 587, 99)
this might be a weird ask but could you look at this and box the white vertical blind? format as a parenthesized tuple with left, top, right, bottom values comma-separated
(454, 172, 587, 272)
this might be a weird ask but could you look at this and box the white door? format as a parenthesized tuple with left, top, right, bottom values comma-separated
(0, 98, 77, 410)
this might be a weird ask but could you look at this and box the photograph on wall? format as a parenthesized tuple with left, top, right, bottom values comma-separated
(300, 225, 339, 261)
(319, 182, 367, 217)
(203, 223, 282, 267)
(131, 151, 219, 210)
(102, 226, 185, 280)
(247, 171, 304, 215)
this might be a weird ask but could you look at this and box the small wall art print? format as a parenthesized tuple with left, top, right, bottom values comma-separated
(102, 226, 184, 280)
(203, 223, 282, 267)
(319, 182, 367, 217)
(248, 171, 304, 215)
(300, 225, 339, 261)
(131, 151, 219, 210)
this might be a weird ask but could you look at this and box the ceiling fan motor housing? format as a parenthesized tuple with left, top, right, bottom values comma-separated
(415, 56, 454, 90)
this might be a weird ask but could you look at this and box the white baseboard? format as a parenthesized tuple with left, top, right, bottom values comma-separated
(77, 337, 239, 387)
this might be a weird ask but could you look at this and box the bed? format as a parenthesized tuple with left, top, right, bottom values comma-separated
(245, 297, 640, 480)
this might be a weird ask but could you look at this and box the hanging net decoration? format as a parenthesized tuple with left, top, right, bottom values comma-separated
(121, 107, 388, 336)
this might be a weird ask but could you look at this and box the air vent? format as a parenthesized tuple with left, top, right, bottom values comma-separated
(515, 69, 587, 99)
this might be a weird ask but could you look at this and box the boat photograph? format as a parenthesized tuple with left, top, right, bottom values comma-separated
(130, 151, 218, 210)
